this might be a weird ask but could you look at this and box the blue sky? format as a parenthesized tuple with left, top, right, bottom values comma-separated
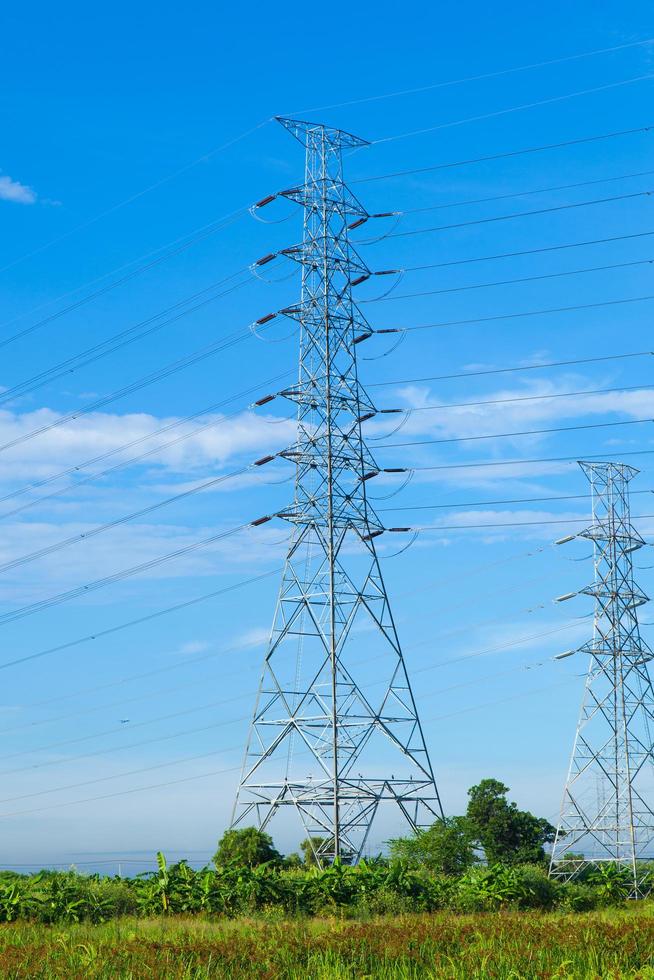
(0, 1, 654, 870)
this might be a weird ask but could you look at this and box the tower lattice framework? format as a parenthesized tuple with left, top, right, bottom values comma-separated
(550, 461, 654, 896)
(231, 117, 443, 863)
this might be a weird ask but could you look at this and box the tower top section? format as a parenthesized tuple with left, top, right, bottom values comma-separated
(275, 116, 370, 149)
(578, 459, 640, 483)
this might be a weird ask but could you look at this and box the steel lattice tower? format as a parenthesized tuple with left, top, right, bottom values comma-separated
(550, 461, 654, 896)
(231, 117, 443, 864)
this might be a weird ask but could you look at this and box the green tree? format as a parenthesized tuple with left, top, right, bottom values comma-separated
(388, 816, 476, 875)
(466, 778, 556, 866)
(300, 837, 329, 866)
(213, 827, 282, 868)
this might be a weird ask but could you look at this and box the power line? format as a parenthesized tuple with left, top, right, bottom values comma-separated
(0, 577, 540, 752)
(396, 169, 654, 216)
(0, 719, 245, 778)
(0, 643, 574, 805)
(4, 569, 549, 737)
(381, 489, 653, 513)
(0, 760, 246, 820)
(0, 748, 241, 808)
(0, 273, 256, 407)
(0, 596, 575, 778)
(409, 448, 654, 472)
(377, 383, 654, 415)
(368, 350, 653, 386)
(383, 417, 653, 449)
(352, 123, 654, 183)
(0, 372, 293, 521)
(0, 316, 264, 458)
(2, 385, 648, 553)
(1, 598, 568, 774)
(386, 190, 652, 240)
(0, 209, 248, 342)
(10, 365, 646, 522)
(0, 119, 270, 275)
(0, 465, 255, 576)
(365, 257, 654, 305)
(0, 640, 263, 736)
(0, 522, 258, 630)
(398, 231, 654, 273)
(289, 38, 654, 115)
(0, 541, 546, 684)
(0, 698, 247, 765)
(373, 73, 654, 144)
(393, 292, 654, 333)
(410, 513, 654, 532)
(0, 669, 582, 819)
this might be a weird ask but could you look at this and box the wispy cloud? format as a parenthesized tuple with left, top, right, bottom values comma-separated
(0, 407, 296, 485)
(0, 174, 37, 205)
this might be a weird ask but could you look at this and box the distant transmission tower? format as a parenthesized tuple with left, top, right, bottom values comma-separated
(550, 461, 654, 896)
(231, 117, 443, 864)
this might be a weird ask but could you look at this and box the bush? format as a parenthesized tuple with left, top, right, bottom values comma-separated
(555, 882, 601, 912)
(0, 857, 641, 922)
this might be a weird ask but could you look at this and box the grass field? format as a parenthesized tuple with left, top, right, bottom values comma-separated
(0, 906, 652, 979)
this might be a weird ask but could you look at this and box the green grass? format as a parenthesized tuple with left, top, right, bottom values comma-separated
(0, 906, 652, 978)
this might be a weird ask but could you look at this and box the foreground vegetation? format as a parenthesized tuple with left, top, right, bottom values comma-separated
(0, 857, 644, 923)
(0, 907, 652, 978)
(1, 779, 648, 976)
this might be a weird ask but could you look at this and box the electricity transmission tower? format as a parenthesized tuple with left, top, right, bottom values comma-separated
(550, 461, 654, 896)
(231, 117, 443, 864)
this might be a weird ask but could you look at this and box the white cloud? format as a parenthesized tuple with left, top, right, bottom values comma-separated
(175, 641, 210, 656)
(0, 406, 297, 486)
(234, 626, 269, 649)
(0, 175, 37, 205)
(0, 519, 289, 604)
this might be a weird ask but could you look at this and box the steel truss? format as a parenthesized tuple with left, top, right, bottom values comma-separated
(550, 461, 654, 896)
(231, 117, 443, 864)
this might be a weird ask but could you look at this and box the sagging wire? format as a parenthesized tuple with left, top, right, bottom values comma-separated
(361, 329, 407, 360)
(249, 308, 300, 343)
(353, 212, 403, 245)
(250, 261, 299, 286)
(362, 269, 405, 302)
(249, 192, 296, 224)
(367, 409, 412, 441)
(369, 470, 414, 501)
(378, 529, 420, 559)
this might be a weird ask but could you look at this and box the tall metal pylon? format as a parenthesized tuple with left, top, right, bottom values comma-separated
(550, 461, 654, 896)
(231, 117, 443, 864)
